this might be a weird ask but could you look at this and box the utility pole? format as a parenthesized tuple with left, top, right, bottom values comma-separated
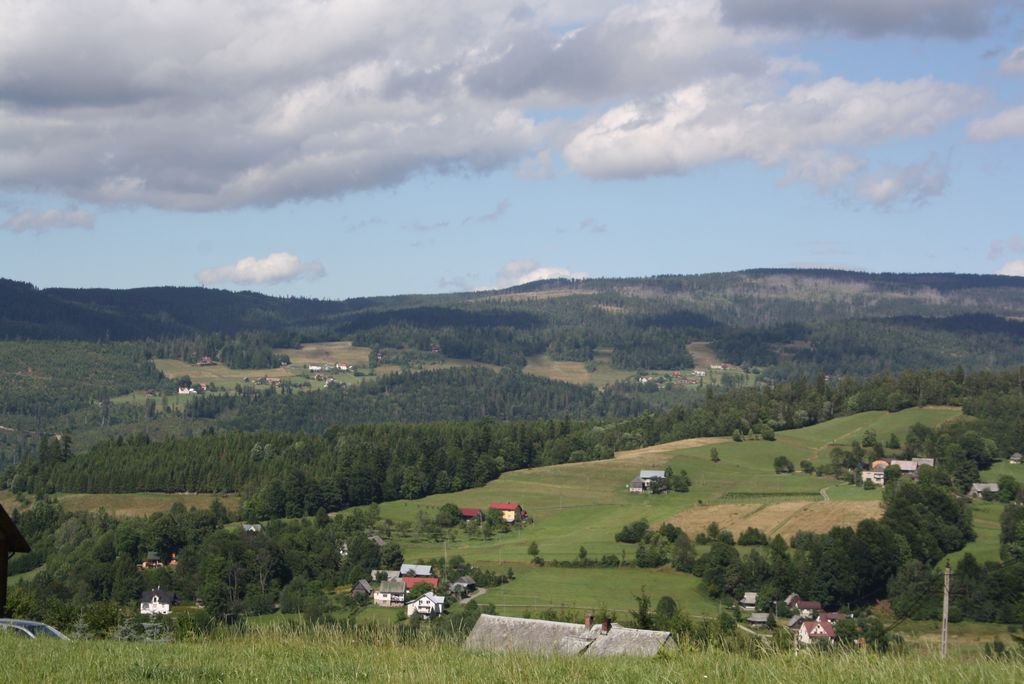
(941, 563, 951, 658)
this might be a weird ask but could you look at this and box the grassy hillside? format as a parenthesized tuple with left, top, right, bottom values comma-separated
(2, 625, 1021, 682)
(370, 407, 959, 617)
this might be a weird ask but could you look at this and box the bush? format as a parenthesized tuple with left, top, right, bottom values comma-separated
(773, 456, 795, 474)
(615, 520, 650, 543)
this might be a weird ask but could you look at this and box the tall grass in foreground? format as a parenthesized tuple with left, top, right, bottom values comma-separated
(2, 622, 1022, 683)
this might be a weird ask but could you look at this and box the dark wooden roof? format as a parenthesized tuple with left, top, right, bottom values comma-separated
(0, 504, 30, 553)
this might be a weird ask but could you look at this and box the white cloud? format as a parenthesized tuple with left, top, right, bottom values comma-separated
(1002, 47, 1024, 75)
(491, 259, 588, 289)
(197, 252, 325, 286)
(969, 106, 1024, 142)
(1, 208, 94, 233)
(564, 76, 974, 183)
(720, 0, 999, 38)
(857, 162, 948, 207)
(783, 152, 864, 190)
(997, 260, 1024, 277)
(0, 1, 994, 213)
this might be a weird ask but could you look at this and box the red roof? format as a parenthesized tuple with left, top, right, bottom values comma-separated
(489, 503, 521, 511)
(402, 576, 439, 590)
(460, 507, 482, 517)
(795, 600, 822, 611)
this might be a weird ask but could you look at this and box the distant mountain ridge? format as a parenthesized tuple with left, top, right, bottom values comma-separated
(4, 269, 1024, 342)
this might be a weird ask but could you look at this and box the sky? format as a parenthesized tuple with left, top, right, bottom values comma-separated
(2, 0, 1024, 299)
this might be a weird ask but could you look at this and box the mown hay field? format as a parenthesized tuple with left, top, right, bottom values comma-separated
(666, 500, 884, 538)
(0, 491, 240, 517)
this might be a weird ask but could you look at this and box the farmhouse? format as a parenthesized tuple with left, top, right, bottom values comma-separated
(785, 593, 822, 619)
(139, 551, 165, 569)
(139, 587, 179, 615)
(627, 470, 666, 494)
(740, 592, 758, 611)
(969, 482, 1000, 498)
(746, 613, 771, 628)
(373, 580, 407, 607)
(351, 579, 373, 598)
(459, 507, 484, 522)
(489, 503, 526, 523)
(399, 563, 433, 577)
(402, 576, 439, 591)
(1010, 452, 1023, 465)
(861, 469, 886, 487)
(449, 576, 477, 598)
(889, 458, 935, 478)
(798, 618, 837, 644)
(465, 614, 675, 656)
(406, 591, 445, 619)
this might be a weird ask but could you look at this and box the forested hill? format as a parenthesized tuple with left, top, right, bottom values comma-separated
(5, 269, 1024, 342)
(5, 270, 1024, 381)
(200, 367, 647, 433)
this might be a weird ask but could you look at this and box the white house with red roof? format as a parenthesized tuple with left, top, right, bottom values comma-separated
(799, 618, 836, 644)
(489, 502, 526, 523)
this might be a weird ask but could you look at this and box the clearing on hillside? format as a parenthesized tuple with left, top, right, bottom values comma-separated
(0, 492, 242, 517)
(282, 341, 372, 367)
(686, 341, 722, 369)
(614, 436, 731, 460)
(667, 500, 884, 538)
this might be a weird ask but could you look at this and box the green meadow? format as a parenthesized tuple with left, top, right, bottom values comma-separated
(2, 625, 1021, 682)
(374, 407, 960, 617)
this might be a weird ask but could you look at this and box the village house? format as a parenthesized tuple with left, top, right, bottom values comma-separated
(746, 613, 771, 628)
(489, 503, 526, 523)
(350, 579, 373, 598)
(465, 613, 675, 656)
(139, 587, 179, 615)
(459, 507, 484, 522)
(449, 575, 477, 599)
(406, 591, 445, 619)
(888, 458, 934, 479)
(784, 593, 822, 619)
(626, 470, 666, 494)
(138, 551, 165, 569)
(373, 580, 407, 607)
(399, 563, 433, 577)
(861, 469, 886, 487)
(740, 592, 758, 611)
(798, 618, 837, 645)
(402, 576, 439, 592)
(969, 482, 1000, 498)
(1010, 452, 1023, 465)
(242, 523, 263, 534)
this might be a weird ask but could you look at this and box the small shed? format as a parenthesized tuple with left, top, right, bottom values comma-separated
(0, 504, 31, 618)
(746, 612, 770, 627)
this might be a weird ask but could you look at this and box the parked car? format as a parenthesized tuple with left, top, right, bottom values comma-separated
(0, 619, 70, 640)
